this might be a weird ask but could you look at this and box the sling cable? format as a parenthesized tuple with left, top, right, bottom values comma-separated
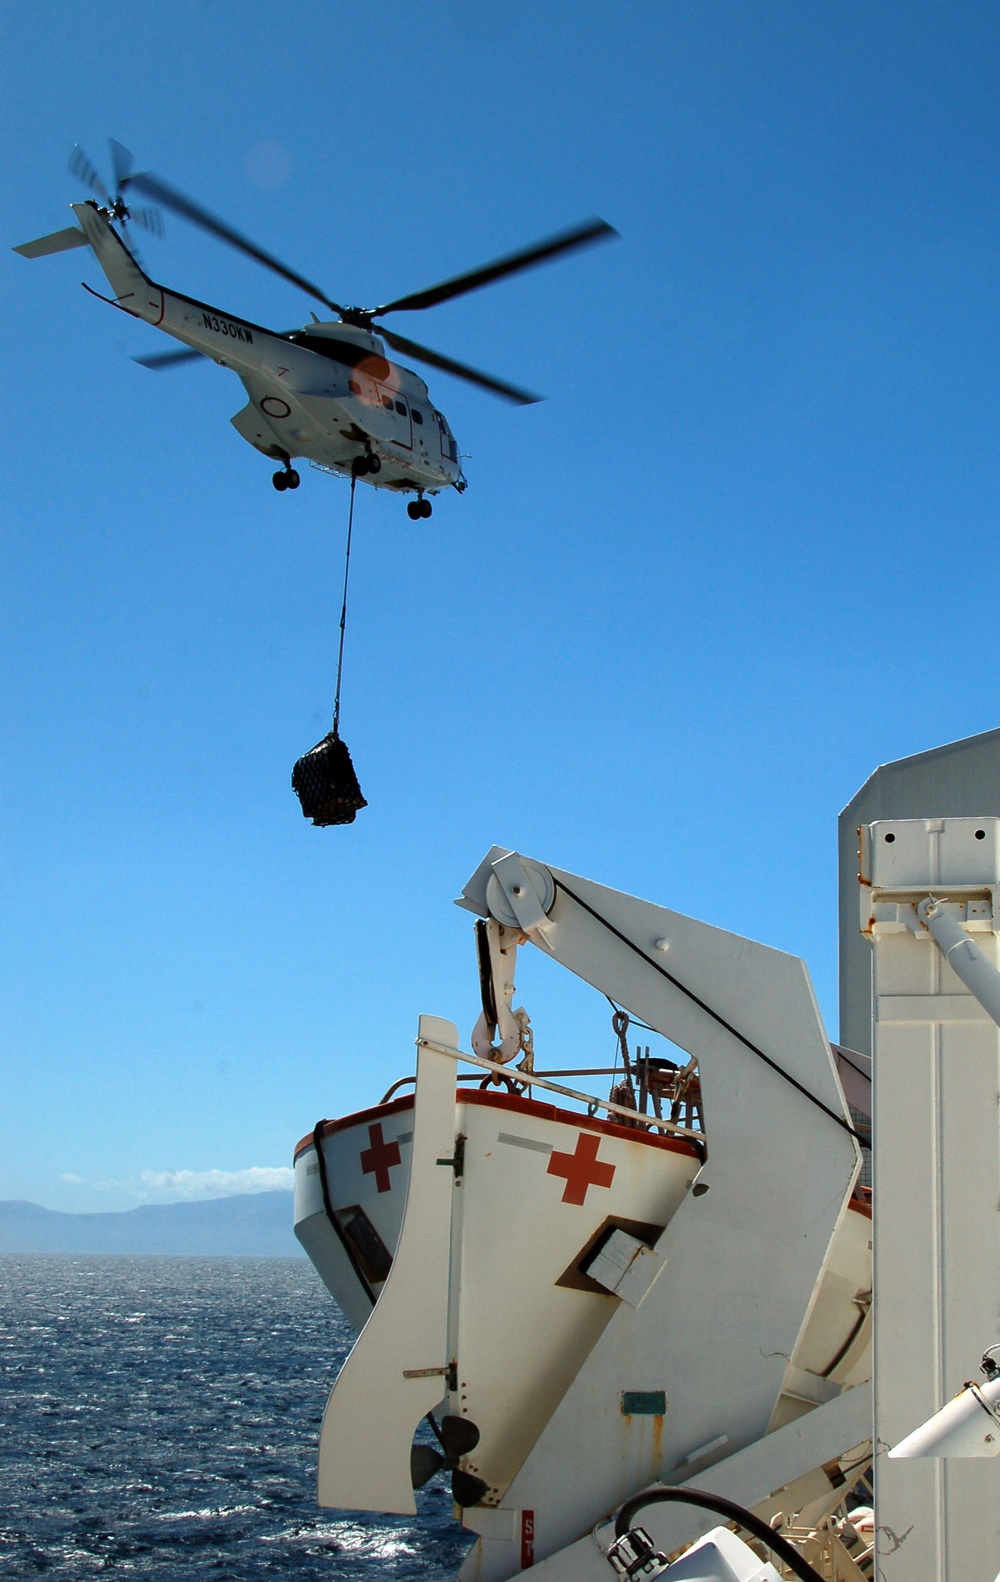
(292, 467, 368, 826)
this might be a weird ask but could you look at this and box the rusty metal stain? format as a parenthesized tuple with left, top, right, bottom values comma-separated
(857, 826, 872, 886)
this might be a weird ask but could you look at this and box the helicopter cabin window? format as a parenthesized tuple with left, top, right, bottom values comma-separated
(381, 394, 394, 410)
(411, 408, 424, 424)
(395, 400, 407, 416)
(348, 378, 361, 395)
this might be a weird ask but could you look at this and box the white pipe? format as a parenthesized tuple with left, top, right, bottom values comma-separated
(917, 897, 1000, 1030)
(888, 1373, 1000, 1458)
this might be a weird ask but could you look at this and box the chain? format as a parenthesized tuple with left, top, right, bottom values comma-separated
(515, 1009, 535, 1074)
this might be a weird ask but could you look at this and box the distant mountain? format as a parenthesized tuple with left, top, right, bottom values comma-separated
(0, 1191, 305, 1257)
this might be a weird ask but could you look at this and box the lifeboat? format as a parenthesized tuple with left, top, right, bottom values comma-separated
(296, 1075, 705, 1501)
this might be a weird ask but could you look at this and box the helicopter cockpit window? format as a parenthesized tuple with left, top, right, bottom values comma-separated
(348, 379, 361, 395)
(395, 401, 407, 416)
(437, 413, 458, 461)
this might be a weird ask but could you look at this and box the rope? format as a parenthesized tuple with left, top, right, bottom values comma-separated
(332, 470, 358, 738)
(609, 1005, 640, 1124)
(555, 877, 864, 1145)
(611, 1007, 634, 1081)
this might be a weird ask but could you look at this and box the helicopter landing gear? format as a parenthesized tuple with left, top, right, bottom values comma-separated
(272, 464, 300, 491)
(407, 496, 433, 520)
(352, 451, 381, 478)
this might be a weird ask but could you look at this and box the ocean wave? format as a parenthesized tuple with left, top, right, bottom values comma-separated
(1, 1255, 474, 1581)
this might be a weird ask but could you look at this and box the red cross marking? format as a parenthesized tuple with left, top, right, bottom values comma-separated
(546, 1131, 616, 1205)
(360, 1122, 401, 1193)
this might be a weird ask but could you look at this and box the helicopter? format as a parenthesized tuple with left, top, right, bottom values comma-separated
(15, 143, 617, 518)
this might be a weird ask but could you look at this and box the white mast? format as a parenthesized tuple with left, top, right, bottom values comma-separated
(862, 810, 1000, 1577)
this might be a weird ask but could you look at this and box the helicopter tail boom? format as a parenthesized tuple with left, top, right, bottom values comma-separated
(71, 202, 165, 324)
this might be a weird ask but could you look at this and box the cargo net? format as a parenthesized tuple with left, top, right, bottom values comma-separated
(292, 469, 367, 826)
(292, 732, 367, 826)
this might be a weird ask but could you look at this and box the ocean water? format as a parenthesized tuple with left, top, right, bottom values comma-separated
(0, 1256, 473, 1580)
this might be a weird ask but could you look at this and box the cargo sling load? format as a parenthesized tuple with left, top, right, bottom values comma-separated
(294, 848, 876, 1581)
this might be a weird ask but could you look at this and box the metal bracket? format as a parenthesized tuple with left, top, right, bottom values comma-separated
(435, 1135, 466, 1180)
(917, 895, 1000, 1031)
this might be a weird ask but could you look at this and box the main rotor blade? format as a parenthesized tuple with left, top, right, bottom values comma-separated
(69, 145, 109, 203)
(123, 171, 345, 314)
(376, 324, 541, 405)
(109, 138, 134, 194)
(133, 346, 206, 369)
(375, 217, 618, 317)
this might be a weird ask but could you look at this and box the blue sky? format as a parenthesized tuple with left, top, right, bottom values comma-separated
(3, 1, 999, 1211)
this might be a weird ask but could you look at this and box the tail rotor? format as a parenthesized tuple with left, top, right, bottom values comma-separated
(68, 140, 164, 239)
(68, 144, 110, 203)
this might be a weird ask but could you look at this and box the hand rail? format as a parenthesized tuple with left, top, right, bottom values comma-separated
(378, 1071, 487, 1104)
(414, 1036, 706, 1143)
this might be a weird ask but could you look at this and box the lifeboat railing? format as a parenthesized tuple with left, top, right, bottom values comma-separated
(411, 1033, 706, 1143)
(380, 1067, 636, 1103)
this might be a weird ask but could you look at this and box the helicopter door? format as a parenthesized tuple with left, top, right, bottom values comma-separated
(391, 395, 413, 450)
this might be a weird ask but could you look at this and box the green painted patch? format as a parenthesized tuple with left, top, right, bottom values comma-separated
(621, 1390, 666, 1416)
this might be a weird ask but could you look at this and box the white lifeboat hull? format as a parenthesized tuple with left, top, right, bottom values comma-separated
(296, 1078, 703, 1499)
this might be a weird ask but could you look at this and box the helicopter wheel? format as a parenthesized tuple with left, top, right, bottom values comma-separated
(366, 454, 381, 475)
(286, 469, 300, 489)
(419, 498, 433, 518)
(272, 470, 288, 491)
(407, 500, 422, 520)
